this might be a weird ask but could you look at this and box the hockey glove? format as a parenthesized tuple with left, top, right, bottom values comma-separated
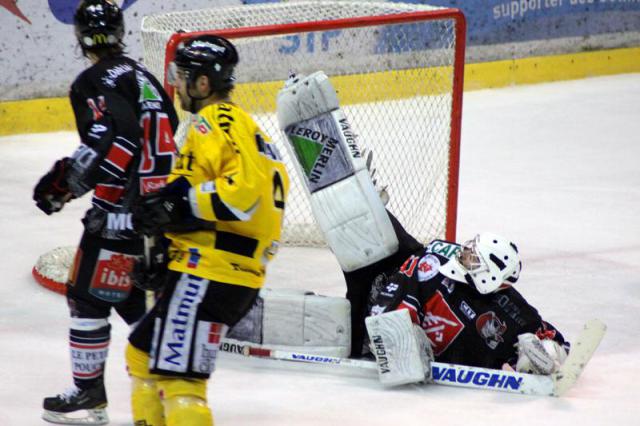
(132, 177, 195, 236)
(33, 158, 74, 215)
(131, 236, 169, 291)
(515, 332, 568, 375)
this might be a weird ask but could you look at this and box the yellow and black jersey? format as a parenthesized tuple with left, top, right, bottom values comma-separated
(166, 102, 289, 288)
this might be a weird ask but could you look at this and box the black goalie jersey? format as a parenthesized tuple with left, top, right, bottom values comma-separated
(369, 239, 568, 370)
(67, 55, 178, 239)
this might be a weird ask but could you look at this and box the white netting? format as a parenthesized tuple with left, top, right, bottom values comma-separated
(141, 0, 464, 246)
(32, 246, 76, 293)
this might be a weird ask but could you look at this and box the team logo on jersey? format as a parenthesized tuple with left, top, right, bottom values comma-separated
(417, 254, 440, 281)
(187, 248, 201, 269)
(193, 115, 212, 134)
(476, 311, 507, 349)
(140, 176, 168, 195)
(422, 291, 464, 355)
(88, 250, 135, 303)
(459, 301, 477, 320)
(138, 75, 162, 102)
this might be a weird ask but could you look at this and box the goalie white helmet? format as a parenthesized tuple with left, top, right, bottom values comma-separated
(440, 232, 521, 294)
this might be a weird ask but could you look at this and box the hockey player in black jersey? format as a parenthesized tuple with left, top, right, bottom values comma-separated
(32, 1, 178, 424)
(360, 226, 570, 385)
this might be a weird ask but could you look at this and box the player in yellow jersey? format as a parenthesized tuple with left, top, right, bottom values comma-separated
(126, 35, 289, 426)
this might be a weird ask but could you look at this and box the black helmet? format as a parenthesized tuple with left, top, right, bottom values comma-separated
(173, 35, 239, 92)
(74, 0, 124, 51)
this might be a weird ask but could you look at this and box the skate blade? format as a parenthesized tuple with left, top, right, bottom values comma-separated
(42, 408, 109, 425)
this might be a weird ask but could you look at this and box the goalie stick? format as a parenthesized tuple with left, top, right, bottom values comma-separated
(219, 319, 606, 397)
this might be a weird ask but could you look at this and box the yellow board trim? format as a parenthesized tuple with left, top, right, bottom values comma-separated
(0, 97, 75, 136)
(2, 46, 639, 136)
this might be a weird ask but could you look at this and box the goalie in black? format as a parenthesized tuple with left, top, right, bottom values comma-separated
(32, 1, 178, 424)
(359, 229, 570, 385)
(274, 71, 570, 386)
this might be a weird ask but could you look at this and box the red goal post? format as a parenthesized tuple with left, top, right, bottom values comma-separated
(142, 1, 466, 247)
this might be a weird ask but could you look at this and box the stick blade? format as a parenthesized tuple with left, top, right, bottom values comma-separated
(553, 319, 606, 397)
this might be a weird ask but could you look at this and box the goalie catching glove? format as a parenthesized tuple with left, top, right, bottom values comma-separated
(33, 158, 74, 215)
(515, 332, 568, 375)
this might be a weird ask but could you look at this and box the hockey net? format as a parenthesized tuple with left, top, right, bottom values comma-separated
(142, 0, 465, 247)
(33, 1, 466, 292)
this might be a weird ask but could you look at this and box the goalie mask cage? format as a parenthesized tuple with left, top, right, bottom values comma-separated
(141, 0, 465, 247)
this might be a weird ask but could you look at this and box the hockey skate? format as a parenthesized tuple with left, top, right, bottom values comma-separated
(42, 385, 108, 425)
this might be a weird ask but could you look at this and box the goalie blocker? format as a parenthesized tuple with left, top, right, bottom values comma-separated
(276, 71, 399, 272)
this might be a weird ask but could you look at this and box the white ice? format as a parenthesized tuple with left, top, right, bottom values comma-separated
(1, 73, 639, 425)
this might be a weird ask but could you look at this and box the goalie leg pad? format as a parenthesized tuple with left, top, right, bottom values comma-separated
(365, 309, 433, 386)
(227, 288, 351, 357)
(277, 71, 399, 271)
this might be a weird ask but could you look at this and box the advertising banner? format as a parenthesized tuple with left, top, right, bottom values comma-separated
(1, 0, 639, 101)
(0, 0, 241, 101)
(396, 0, 640, 45)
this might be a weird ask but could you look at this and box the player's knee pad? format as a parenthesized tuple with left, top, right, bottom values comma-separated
(131, 377, 165, 426)
(163, 396, 212, 426)
(157, 379, 211, 426)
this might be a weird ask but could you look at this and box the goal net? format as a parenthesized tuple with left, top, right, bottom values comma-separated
(141, 0, 465, 247)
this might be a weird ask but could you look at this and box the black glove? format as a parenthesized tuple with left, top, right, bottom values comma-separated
(131, 236, 169, 291)
(132, 177, 194, 236)
(33, 158, 73, 215)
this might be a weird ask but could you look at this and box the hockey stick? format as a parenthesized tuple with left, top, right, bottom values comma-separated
(219, 319, 606, 397)
(142, 235, 158, 312)
(552, 318, 606, 396)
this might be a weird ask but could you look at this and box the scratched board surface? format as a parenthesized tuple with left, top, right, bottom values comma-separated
(1, 74, 639, 425)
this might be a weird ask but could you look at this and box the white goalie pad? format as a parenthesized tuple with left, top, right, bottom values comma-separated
(277, 71, 399, 272)
(365, 309, 432, 387)
(227, 288, 351, 357)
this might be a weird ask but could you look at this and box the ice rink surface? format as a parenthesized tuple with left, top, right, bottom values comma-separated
(1, 73, 639, 425)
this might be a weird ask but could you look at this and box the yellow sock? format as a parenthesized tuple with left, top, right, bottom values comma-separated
(126, 344, 165, 426)
(157, 379, 213, 426)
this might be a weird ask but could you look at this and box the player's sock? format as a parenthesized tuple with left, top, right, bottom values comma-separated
(42, 319, 111, 424)
(69, 319, 111, 389)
